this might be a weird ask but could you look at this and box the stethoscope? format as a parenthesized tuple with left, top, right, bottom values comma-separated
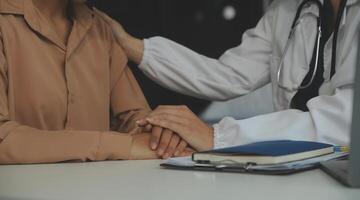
(276, 0, 344, 92)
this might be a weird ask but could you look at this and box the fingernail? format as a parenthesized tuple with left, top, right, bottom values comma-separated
(151, 142, 157, 150)
(174, 151, 179, 156)
(136, 120, 141, 124)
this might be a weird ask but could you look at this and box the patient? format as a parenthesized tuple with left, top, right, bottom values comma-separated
(0, 0, 162, 164)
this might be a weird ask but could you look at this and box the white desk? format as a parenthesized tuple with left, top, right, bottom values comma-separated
(0, 160, 359, 200)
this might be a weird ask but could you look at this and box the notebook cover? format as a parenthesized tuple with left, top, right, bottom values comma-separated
(197, 140, 333, 156)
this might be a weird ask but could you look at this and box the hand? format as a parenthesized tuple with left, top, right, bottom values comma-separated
(97, 10, 144, 64)
(140, 106, 214, 151)
(151, 126, 192, 159)
(181, 147, 196, 157)
(129, 133, 159, 160)
(96, 10, 129, 44)
(137, 123, 191, 159)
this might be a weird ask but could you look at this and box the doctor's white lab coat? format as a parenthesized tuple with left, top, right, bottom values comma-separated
(138, 0, 360, 148)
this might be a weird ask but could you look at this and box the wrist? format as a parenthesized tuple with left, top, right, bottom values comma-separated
(197, 126, 214, 152)
(129, 133, 158, 160)
(207, 126, 215, 150)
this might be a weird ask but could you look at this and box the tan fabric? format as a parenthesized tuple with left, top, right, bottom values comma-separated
(0, 0, 150, 164)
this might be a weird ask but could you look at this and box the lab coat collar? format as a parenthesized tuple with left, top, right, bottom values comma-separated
(297, 0, 358, 26)
(302, 0, 359, 6)
(298, 0, 359, 14)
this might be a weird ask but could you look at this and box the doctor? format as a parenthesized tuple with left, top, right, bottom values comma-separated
(100, 0, 358, 152)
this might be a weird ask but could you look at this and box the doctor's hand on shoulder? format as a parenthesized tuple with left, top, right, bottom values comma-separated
(137, 105, 215, 152)
(98, 11, 144, 64)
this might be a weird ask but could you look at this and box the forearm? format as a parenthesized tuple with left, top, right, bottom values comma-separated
(139, 37, 270, 101)
(213, 86, 353, 148)
(0, 121, 133, 164)
(0, 120, 161, 164)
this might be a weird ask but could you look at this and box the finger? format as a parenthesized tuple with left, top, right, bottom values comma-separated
(146, 117, 187, 139)
(179, 147, 196, 157)
(150, 126, 162, 150)
(139, 124, 152, 133)
(163, 134, 180, 159)
(157, 129, 173, 157)
(147, 115, 188, 134)
(143, 124, 153, 132)
(174, 140, 188, 157)
(136, 119, 149, 127)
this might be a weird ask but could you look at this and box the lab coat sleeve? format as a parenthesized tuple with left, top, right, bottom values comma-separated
(213, 85, 353, 148)
(138, 5, 277, 101)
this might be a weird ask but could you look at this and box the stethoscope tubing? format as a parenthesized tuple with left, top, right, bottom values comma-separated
(276, 0, 323, 92)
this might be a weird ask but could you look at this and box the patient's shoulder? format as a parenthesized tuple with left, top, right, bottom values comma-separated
(0, 0, 24, 15)
(91, 9, 127, 56)
(0, 0, 25, 26)
(89, 7, 117, 42)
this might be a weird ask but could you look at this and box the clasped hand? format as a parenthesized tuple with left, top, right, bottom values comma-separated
(138, 105, 214, 159)
(97, 13, 215, 158)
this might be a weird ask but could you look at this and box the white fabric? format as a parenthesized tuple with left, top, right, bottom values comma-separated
(139, 0, 360, 148)
(199, 84, 274, 123)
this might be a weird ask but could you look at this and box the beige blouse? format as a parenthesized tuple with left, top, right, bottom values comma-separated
(0, 0, 150, 164)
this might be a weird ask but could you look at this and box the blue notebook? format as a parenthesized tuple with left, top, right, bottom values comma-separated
(192, 140, 334, 165)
